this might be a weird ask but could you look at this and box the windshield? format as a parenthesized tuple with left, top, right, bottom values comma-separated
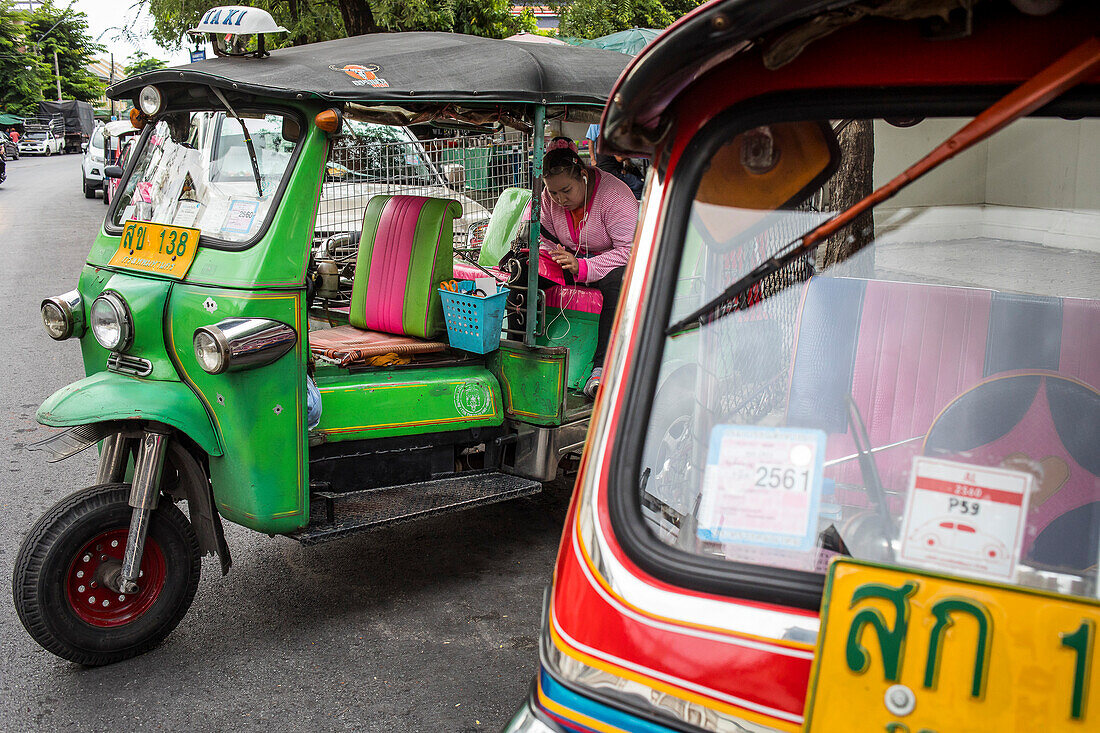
(26, 132, 46, 140)
(109, 111, 299, 244)
(637, 114, 1100, 600)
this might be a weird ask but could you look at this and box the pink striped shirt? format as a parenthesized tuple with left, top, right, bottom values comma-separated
(539, 168, 639, 283)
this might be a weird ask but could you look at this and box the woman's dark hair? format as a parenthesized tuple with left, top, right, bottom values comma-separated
(542, 138, 587, 180)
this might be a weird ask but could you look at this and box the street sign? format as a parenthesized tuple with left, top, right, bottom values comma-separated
(190, 48, 206, 63)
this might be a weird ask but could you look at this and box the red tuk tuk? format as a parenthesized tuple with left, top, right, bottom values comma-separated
(505, 1, 1100, 731)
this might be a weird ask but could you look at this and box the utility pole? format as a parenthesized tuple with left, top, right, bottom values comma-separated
(110, 52, 115, 118)
(53, 49, 62, 101)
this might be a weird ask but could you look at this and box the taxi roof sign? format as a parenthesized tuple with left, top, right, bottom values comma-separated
(189, 6, 288, 35)
(189, 6, 287, 59)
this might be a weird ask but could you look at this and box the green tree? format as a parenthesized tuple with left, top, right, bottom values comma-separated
(139, 0, 534, 49)
(556, 0, 704, 40)
(0, 1, 47, 115)
(124, 50, 168, 76)
(23, 1, 104, 102)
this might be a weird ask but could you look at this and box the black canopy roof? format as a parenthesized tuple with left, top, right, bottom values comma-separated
(109, 32, 631, 108)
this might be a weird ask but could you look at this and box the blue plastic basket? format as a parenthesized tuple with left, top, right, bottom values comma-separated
(439, 281, 509, 354)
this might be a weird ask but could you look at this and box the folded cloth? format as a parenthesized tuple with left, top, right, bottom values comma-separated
(309, 324, 445, 367)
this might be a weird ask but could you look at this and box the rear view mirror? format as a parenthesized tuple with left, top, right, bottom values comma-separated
(696, 121, 839, 210)
(282, 117, 301, 143)
(104, 166, 124, 179)
(81, 142, 88, 153)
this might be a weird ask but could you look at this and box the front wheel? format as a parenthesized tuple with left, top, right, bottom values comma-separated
(12, 484, 201, 665)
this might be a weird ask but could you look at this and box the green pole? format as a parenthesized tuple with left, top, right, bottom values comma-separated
(526, 104, 546, 347)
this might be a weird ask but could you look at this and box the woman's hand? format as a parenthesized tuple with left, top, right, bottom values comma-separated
(550, 246, 579, 275)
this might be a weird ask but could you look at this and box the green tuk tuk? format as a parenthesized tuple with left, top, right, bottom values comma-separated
(13, 14, 632, 665)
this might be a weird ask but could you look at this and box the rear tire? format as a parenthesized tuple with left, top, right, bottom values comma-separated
(12, 484, 201, 666)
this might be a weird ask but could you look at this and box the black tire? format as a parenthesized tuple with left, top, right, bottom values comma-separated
(12, 484, 201, 666)
(103, 184, 110, 205)
(83, 176, 95, 198)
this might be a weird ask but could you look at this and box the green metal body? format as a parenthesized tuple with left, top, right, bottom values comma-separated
(37, 371, 222, 457)
(313, 365, 503, 442)
(40, 96, 604, 536)
(488, 342, 568, 426)
(47, 101, 328, 534)
(536, 309, 598, 390)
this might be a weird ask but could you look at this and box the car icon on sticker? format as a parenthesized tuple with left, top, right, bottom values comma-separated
(911, 519, 1008, 561)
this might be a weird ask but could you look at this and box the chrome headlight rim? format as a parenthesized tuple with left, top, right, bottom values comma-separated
(40, 289, 84, 341)
(89, 291, 133, 352)
(193, 326, 230, 375)
(193, 318, 297, 375)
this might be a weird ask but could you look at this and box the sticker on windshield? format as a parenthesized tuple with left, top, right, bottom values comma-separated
(899, 457, 1032, 580)
(696, 426, 826, 551)
(173, 201, 202, 229)
(221, 197, 260, 236)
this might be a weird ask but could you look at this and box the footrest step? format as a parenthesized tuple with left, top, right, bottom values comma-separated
(287, 472, 541, 546)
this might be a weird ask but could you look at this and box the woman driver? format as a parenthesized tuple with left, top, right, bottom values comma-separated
(540, 137, 640, 397)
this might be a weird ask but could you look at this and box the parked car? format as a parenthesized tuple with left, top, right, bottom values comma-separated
(80, 126, 106, 198)
(18, 127, 63, 156)
(81, 125, 107, 198)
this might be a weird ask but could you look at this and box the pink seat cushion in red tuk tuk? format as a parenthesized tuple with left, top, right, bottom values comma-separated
(309, 195, 460, 364)
(786, 278, 1100, 517)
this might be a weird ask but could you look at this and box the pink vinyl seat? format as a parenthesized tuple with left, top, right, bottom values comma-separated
(786, 277, 1100, 549)
(309, 195, 461, 366)
(452, 254, 604, 315)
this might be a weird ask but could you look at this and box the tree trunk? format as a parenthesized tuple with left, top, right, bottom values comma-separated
(819, 119, 875, 275)
(336, 0, 379, 35)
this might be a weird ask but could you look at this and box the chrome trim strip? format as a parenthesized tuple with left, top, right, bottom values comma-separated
(107, 352, 153, 377)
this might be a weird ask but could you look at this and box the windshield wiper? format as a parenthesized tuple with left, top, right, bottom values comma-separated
(210, 86, 265, 197)
(667, 36, 1100, 337)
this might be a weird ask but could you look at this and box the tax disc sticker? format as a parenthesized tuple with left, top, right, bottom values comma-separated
(899, 456, 1033, 580)
(697, 426, 826, 550)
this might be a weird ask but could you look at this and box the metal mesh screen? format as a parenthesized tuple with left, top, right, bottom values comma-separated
(314, 126, 533, 254)
(699, 203, 825, 426)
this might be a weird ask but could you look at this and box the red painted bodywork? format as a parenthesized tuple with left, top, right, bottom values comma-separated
(549, 5, 1100, 730)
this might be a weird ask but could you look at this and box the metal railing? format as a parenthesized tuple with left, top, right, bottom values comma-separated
(314, 129, 534, 253)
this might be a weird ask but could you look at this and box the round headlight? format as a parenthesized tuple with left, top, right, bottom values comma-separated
(41, 301, 69, 339)
(193, 329, 228, 374)
(137, 85, 164, 116)
(90, 292, 133, 351)
(41, 290, 84, 341)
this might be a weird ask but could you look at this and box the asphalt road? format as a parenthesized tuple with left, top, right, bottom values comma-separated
(0, 154, 570, 732)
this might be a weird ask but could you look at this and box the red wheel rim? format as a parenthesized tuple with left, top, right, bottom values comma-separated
(65, 529, 166, 627)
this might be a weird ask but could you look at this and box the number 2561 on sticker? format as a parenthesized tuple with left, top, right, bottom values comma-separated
(696, 426, 826, 550)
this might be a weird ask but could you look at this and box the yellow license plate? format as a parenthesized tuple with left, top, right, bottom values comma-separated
(805, 558, 1099, 731)
(107, 221, 200, 279)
